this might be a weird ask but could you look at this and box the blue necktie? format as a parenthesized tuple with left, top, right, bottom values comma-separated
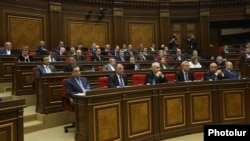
(119, 76, 124, 87)
(76, 78, 84, 91)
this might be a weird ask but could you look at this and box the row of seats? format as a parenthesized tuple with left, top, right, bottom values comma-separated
(61, 71, 205, 132)
(98, 71, 205, 88)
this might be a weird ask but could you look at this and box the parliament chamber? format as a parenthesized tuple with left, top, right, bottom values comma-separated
(1, 0, 250, 141)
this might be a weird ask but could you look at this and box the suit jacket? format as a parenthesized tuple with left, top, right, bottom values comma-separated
(203, 71, 224, 81)
(102, 64, 115, 71)
(17, 55, 35, 62)
(63, 64, 84, 72)
(223, 69, 239, 79)
(91, 55, 104, 61)
(115, 56, 126, 62)
(75, 55, 86, 61)
(0, 49, 10, 55)
(134, 63, 141, 70)
(136, 55, 147, 61)
(48, 55, 61, 62)
(144, 70, 167, 85)
(66, 77, 90, 96)
(35, 64, 57, 78)
(160, 64, 171, 69)
(108, 74, 128, 88)
(175, 70, 195, 82)
(173, 55, 185, 61)
(36, 46, 48, 55)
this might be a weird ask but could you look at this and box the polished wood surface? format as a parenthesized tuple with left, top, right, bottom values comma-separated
(73, 79, 250, 141)
(0, 99, 26, 141)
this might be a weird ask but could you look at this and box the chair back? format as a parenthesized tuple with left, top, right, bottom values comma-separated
(98, 76, 108, 89)
(62, 79, 74, 111)
(165, 73, 175, 82)
(132, 74, 146, 85)
(194, 71, 205, 80)
(97, 66, 103, 71)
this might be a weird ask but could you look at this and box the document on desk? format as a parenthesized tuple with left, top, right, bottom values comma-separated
(75, 92, 86, 96)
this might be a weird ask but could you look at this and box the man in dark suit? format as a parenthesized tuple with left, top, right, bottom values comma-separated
(48, 49, 61, 62)
(108, 63, 128, 88)
(91, 48, 104, 61)
(35, 56, 57, 78)
(219, 45, 229, 58)
(35, 40, 48, 55)
(144, 62, 167, 85)
(204, 63, 224, 81)
(66, 65, 91, 96)
(173, 48, 185, 61)
(64, 56, 84, 72)
(175, 61, 195, 82)
(129, 56, 141, 70)
(0, 41, 12, 55)
(75, 49, 86, 61)
(223, 61, 240, 79)
(115, 50, 127, 62)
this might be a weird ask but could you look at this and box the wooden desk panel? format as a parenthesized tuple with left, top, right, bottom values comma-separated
(73, 79, 250, 141)
(0, 99, 26, 141)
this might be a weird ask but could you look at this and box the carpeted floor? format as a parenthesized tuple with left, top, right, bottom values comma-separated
(24, 124, 203, 141)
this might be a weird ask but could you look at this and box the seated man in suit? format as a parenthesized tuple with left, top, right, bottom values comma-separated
(115, 50, 127, 62)
(91, 48, 104, 61)
(66, 65, 91, 96)
(175, 61, 195, 82)
(35, 40, 48, 55)
(129, 56, 141, 70)
(204, 63, 224, 81)
(48, 49, 61, 62)
(173, 48, 185, 61)
(102, 57, 116, 71)
(240, 48, 250, 60)
(108, 63, 128, 88)
(144, 62, 167, 85)
(35, 56, 57, 78)
(0, 41, 12, 55)
(75, 49, 86, 61)
(223, 61, 240, 79)
(64, 56, 84, 72)
(17, 46, 35, 62)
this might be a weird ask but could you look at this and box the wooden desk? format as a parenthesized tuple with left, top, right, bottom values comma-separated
(35, 68, 209, 114)
(239, 60, 250, 78)
(0, 99, 26, 141)
(73, 79, 250, 141)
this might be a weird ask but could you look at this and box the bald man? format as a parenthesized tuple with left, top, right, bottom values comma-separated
(204, 63, 224, 81)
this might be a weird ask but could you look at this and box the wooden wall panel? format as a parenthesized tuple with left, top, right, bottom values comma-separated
(0, 123, 13, 141)
(4, 11, 46, 50)
(67, 20, 109, 48)
(190, 93, 212, 125)
(222, 90, 245, 121)
(93, 103, 121, 141)
(163, 95, 186, 129)
(128, 23, 156, 49)
(127, 98, 152, 138)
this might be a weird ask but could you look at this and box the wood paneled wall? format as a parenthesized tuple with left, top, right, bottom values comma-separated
(0, 0, 249, 56)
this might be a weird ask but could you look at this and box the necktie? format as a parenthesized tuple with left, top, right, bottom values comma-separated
(119, 76, 124, 87)
(76, 78, 85, 92)
(185, 72, 189, 81)
(45, 66, 51, 73)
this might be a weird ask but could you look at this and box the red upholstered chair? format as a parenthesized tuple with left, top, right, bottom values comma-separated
(98, 76, 108, 89)
(165, 73, 175, 82)
(132, 74, 146, 85)
(194, 71, 205, 80)
(62, 79, 75, 133)
(97, 66, 103, 71)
